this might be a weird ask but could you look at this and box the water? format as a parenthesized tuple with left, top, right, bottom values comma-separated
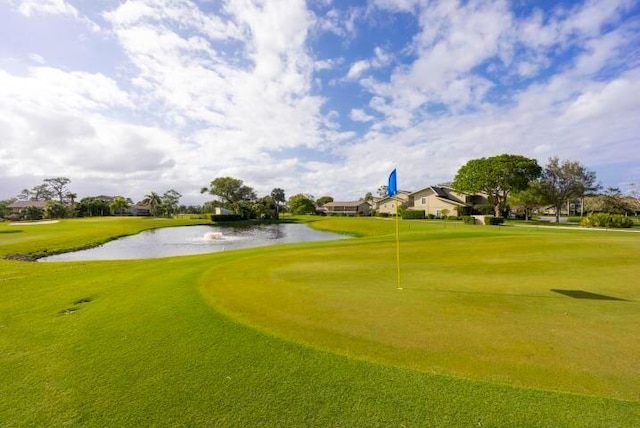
(40, 224, 347, 262)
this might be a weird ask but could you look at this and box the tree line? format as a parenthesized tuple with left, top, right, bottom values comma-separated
(452, 154, 638, 222)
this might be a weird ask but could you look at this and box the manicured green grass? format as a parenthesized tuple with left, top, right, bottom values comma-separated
(1, 217, 639, 426)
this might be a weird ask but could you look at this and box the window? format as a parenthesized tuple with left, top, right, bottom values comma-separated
(421, 197, 426, 204)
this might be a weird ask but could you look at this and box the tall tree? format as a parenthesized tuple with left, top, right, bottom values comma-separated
(316, 196, 334, 205)
(270, 188, 286, 219)
(452, 154, 542, 217)
(201, 177, 256, 214)
(30, 184, 53, 201)
(160, 189, 182, 217)
(16, 189, 30, 201)
(142, 192, 163, 217)
(44, 177, 71, 203)
(110, 196, 130, 216)
(533, 157, 597, 223)
(377, 185, 388, 198)
(288, 194, 316, 215)
(601, 187, 632, 214)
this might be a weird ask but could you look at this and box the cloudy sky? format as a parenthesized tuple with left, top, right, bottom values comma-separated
(1, 0, 639, 204)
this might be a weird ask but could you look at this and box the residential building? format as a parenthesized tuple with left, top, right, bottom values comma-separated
(409, 186, 488, 216)
(323, 201, 371, 216)
(375, 191, 411, 215)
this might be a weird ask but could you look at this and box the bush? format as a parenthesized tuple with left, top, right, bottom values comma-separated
(376, 212, 389, 218)
(486, 216, 505, 225)
(402, 210, 425, 220)
(427, 214, 436, 219)
(461, 216, 475, 225)
(581, 213, 633, 228)
(447, 216, 460, 221)
(211, 214, 243, 222)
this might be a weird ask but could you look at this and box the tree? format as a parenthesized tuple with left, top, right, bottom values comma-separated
(201, 177, 256, 215)
(0, 198, 16, 219)
(75, 197, 111, 217)
(601, 187, 632, 214)
(452, 154, 542, 217)
(44, 201, 68, 219)
(30, 184, 53, 201)
(316, 196, 334, 205)
(16, 189, 30, 201)
(142, 192, 163, 217)
(253, 196, 278, 219)
(44, 177, 71, 203)
(270, 188, 286, 219)
(22, 206, 44, 220)
(533, 157, 597, 223)
(160, 189, 182, 217)
(288, 194, 316, 215)
(110, 196, 130, 216)
(509, 188, 544, 220)
(377, 185, 388, 198)
(363, 192, 373, 202)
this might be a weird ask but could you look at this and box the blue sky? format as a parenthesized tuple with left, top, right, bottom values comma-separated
(1, 0, 639, 204)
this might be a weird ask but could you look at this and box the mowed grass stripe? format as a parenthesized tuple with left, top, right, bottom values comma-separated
(0, 217, 638, 426)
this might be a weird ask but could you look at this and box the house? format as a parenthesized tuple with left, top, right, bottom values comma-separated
(408, 186, 488, 217)
(7, 200, 48, 214)
(323, 201, 371, 216)
(130, 205, 151, 216)
(375, 191, 411, 215)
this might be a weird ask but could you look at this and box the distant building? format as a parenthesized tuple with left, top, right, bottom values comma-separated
(323, 201, 371, 216)
(409, 186, 489, 216)
(7, 200, 48, 214)
(375, 191, 411, 215)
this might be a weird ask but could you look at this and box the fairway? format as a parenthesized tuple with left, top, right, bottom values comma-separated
(1, 217, 639, 426)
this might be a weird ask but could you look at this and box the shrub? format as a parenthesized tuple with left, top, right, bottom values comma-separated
(461, 216, 475, 225)
(447, 216, 460, 221)
(376, 212, 390, 218)
(427, 214, 436, 219)
(402, 210, 425, 220)
(486, 216, 505, 225)
(581, 213, 633, 228)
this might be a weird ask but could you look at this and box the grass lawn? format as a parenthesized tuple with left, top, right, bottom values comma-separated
(1, 217, 639, 426)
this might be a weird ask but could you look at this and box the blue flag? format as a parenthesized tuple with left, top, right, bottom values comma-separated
(388, 169, 397, 197)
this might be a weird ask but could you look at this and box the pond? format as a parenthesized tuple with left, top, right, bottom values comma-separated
(40, 223, 347, 262)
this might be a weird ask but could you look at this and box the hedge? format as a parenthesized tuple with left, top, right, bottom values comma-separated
(402, 210, 425, 220)
(580, 213, 634, 228)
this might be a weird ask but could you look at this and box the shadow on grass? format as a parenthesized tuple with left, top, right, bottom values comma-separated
(0, 230, 23, 234)
(551, 289, 629, 301)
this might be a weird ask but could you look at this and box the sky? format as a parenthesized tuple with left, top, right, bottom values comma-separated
(0, 0, 639, 205)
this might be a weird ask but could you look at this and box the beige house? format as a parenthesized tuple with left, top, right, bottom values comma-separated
(409, 186, 488, 217)
(375, 191, 411, 215)
(323, 201, 371, 216)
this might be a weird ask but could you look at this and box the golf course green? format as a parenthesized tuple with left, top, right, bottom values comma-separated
(1, 216, 639, 426)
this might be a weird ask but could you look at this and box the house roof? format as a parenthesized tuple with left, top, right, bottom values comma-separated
(324, 201, 369, 207)
(410, 186, 470, 207)
(8, 200, 48, 209)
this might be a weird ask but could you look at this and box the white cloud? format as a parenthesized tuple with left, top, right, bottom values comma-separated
(11, 0, 101, 32)
(349, 108, 375, 122)
(13, 0, 79, 18)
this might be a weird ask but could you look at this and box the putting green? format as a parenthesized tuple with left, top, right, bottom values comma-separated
(202, 219, 640, 401)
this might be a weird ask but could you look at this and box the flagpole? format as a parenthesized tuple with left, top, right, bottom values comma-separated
(395, 194, 402, 290)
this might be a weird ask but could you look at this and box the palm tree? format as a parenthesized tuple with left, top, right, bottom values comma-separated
(142, 192, 162, 217)
(110, 196, 130, 216)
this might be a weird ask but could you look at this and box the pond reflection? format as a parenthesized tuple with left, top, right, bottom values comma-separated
(40, 224, 346, 262)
